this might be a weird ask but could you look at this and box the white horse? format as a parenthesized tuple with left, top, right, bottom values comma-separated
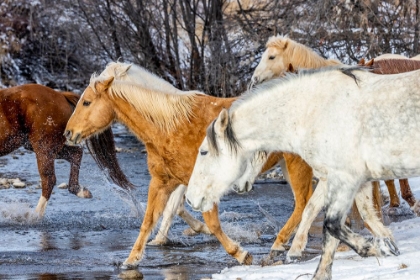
(99, 62, 212, 245)
(185, 66, 419, 279)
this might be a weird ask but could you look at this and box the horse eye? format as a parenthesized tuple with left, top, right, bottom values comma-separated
(200, 150, 208, 156)
(268, 56, 275, 60)
(83, 101, 91, 107)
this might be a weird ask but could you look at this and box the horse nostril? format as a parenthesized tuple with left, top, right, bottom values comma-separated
(63, 130, 71, 139)
(186, 198, 192, 207)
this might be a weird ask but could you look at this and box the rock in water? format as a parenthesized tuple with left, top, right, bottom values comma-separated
(12, 178, 26, 188)
(58, 183, 68, 189)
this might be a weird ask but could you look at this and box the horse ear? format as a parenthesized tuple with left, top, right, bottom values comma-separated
(120, 64, 132, 75)
(358, 58, 365, 66)
(215, 108, 229, 134)
(95, 76, 114, 92)
(365, 58, 374, 66)
(278, 38, 288, 50)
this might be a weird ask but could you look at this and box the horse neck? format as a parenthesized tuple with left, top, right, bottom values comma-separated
(231, 91, 300, 155)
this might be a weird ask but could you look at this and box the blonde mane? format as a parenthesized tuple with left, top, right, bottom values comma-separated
(90, 75, 199, 133)
(266, 35, 342, 69)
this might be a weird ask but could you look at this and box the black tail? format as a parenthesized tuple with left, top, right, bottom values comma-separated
(85, 128, 135, 190)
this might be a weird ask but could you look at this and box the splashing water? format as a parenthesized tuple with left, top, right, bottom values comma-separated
(0, 202, 40, 225)
(98, 168, 145, 218)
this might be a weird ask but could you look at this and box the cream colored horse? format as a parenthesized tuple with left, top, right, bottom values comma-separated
(251, 35, 341, 84)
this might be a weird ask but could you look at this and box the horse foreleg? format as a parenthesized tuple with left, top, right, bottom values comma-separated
(122, 178, 172, 268)
(177, 204, 211, 236)
(202, 204, 252, 265)
(384, 180, 400, 207)
(286, 178, 326, 261)
(271, 153, 313, 252)
(399, 178, 416, 207)
(34, 154, 56, 217)
(58, 145, 92, 198)
(354, 182, 393, 240)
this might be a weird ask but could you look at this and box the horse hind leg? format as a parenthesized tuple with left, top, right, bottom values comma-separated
(57, 145, 92, 198)
(399, 179, 417, 207)
(354, 182, 394, 241)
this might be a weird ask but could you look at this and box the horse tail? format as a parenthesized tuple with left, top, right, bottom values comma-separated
(61, 91, 80, 108)
(85, 128, 136, 190)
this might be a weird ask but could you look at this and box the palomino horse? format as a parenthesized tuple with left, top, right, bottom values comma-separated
(186, 66, 418, 279)
(252, 35, 417, 212)
(63, 68, 282, 267)
(99, 62, 214, 245)
(0, 84, 133, 217)
(64, 63, 390, 269)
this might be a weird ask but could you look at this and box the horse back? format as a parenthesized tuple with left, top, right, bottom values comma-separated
(370, 59, 420, 74)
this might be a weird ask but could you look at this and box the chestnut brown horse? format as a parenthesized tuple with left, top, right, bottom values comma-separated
(0, 84, 133, 217)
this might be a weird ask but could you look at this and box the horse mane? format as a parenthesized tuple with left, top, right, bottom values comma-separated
(367, 59, 420, 74)
(266, 35, 342, 69)
(61, 91, 80, 108)
(90, 75, 199, 132)
(206, 115, 240, 156)
(236, 66, 365, 111)
(101, 62, 180, 94)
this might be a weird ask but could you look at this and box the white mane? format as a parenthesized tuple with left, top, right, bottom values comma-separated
(89, 74, 200, 133)
(100, 61, 205, 96)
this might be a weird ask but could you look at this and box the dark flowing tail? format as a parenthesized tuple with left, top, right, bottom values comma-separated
(85, 128, 135, 190)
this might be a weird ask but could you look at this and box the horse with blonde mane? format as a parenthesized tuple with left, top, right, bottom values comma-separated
(251, 35, 342, 84)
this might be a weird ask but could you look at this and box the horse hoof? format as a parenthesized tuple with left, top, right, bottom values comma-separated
(383, 238, 400, 256)
(120, 261, 139, 270)
(242, 252, 253, 265)
(77, 187, 93, 198)
(147, 238, 168, 246)
(182, 227, 199, 236)
(269, 249, 283, 259)
(285, 254, 300, 264)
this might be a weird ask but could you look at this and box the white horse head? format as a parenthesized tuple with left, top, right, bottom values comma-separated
(185, 109, 267, 212)
(251, 35, 341, 84)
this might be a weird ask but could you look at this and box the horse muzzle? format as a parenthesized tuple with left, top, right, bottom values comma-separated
(63, 130, 83, 145)
(186, 196, 205, 212)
